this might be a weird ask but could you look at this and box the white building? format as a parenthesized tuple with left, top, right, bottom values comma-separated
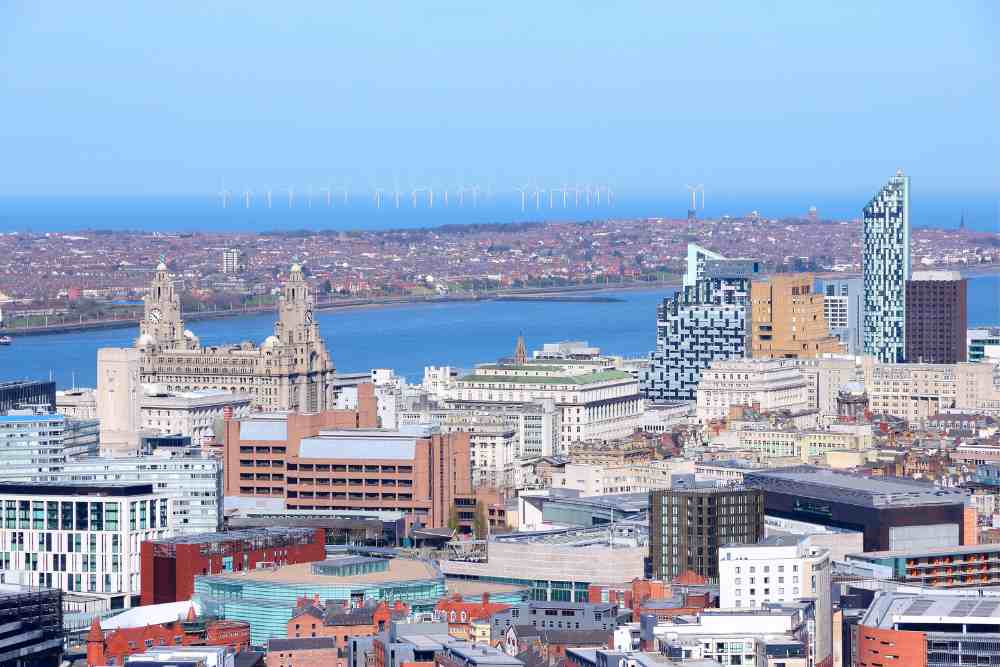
(650, 605, 817, 667)
(719, 537, 831, 666)
(862, 359, 998, 422)
(790, 357, 860, 416)
(66, 385, 252, 449)
(399, 400, 560, 463)
(451, 361, 643, 450)
(139, 387, 252, 446)
(0, 409, 99, 467)
(696, 359, 810, 422)
(0, 481, 173, 610)
(2, 451, 221, 534)
(551, 460, 695, 496)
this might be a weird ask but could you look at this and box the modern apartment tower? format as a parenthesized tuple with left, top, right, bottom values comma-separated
(862, 170, 910, 363)
(905, 270, 967, 363)
(643, 245, 758, 401)
(649, 484, 764, 580)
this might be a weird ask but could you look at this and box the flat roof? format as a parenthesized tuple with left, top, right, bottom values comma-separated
(200, 556, 439, 586)
(0, 481, 154, 497)
(862, 593, 1000, 629)
(444, 578, 529, 597)
(744, 466, 969, 508)
(149, 526, 317, 546)
(459, 370, 633, 386)
(851, 543, 1000, 560)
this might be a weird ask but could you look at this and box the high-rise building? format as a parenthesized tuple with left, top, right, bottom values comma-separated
(222, 247, 244, 274)
(905, 270, 967, 363)
(0, 481, 173, 609)
(815, 278, 864, 355)
(750, 273, 844, 359)
(649, 484, 764, 580)
(862, 170, 910, 362)
(129, 260, 336, 413)
(3, 451, 223, 535)
(643, 245, 759, 401)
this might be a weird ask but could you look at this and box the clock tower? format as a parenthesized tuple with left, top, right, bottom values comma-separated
(138, 259, 185, 349)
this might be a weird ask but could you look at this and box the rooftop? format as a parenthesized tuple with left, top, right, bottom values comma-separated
(148, 526, 317, 546)
(851, 543, 1000, 561)
(201, 556, 439, 586)
(862, 593, 1000, 629)
(458, 370, 633, 386)
(0, 481, 154, 497)
(744, 465, 969, 508)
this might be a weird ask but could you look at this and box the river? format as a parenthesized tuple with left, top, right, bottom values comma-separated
(2, 276, 998, 389)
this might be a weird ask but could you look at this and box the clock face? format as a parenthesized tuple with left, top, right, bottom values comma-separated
(150, 307, 162, 323)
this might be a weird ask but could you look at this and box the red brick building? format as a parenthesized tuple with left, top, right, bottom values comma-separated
(287, 598, 408, 648)
(224, 388, 379, 497)
(223, 403, 474, 530)
(266, 637, 340, 667)
(86, 608, 250, 667)
(140, 527, 325, 605)
(434, 594, 511, 640)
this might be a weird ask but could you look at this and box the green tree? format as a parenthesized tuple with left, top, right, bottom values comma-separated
(447, 504, 460, 532)
(473, 500, 488, 539)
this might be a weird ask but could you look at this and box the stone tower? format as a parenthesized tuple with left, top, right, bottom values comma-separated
(138, 259, 188, 350)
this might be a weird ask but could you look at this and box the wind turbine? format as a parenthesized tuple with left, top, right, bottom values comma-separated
(307, 185, 314, 209)
(243, 188, 253, 209)
(218, 183, 232, 209)
(533, 186, 545, 210)
(264, 187, 273, 209)
(516, 185, 530, 213)
(285, 186, 295, 208)
(319, 186, 332, 207)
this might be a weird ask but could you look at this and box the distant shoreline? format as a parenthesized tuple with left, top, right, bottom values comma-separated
(1, 280, 680, 338)
(4, 262, 998, 339)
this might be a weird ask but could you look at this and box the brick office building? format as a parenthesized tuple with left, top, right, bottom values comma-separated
(140, 527, 325, 605)
(86, 608, 250, 667)
(224, 386, 379, 497)
(287, 598, 409, 647)
(266, 637, 340, 667)
(225, 408, 474, 531)
(905, 270, 968, 363)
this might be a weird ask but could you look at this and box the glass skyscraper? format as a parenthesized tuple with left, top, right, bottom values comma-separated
(862, 170, 910, 362)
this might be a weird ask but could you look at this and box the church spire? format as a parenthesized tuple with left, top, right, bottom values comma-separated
(514, 334, 527, 365)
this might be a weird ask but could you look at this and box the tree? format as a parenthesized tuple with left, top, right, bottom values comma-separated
(473, 500, 488, 539)
(447, 504, 460, 532)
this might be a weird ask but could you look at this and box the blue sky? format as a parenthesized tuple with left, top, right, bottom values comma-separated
(1, 2, 997, 197)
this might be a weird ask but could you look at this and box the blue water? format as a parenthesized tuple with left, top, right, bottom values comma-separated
(2, 278, 998, 390)
(0, 192, 996, 233)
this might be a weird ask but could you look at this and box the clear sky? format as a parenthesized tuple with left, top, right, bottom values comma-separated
(1, 1, 997, 197)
